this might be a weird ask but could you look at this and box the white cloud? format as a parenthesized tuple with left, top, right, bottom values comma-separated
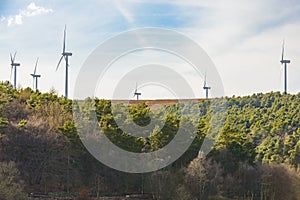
(7, 17, 13, 26)
(7, 2, 53, 26)
(174, 0, 300, 96)
(112, 0, 134, 24)
(15, 14, 23, 25)
(23, 2, 53, 17)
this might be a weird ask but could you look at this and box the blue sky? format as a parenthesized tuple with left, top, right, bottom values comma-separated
(1, 0, 300, 99)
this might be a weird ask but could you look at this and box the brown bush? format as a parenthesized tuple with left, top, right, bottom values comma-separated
(79, 187, 90, 200)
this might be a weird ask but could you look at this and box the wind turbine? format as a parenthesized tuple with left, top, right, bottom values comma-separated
(30, 58, 41, 91)
(280, 40, 291, 94)
(56, 25, 72, 98)
(133, 82, 141, 100)
(10, 52, 20, 89)
(203, 73, 211, 99)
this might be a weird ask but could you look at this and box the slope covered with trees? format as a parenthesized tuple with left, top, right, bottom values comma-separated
(0, 81, 299, 199)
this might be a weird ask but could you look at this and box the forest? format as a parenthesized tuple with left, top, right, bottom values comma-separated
(0, 81, 299, 200)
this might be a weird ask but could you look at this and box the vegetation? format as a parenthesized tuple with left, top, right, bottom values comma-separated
(0, 81, 299, 199)
(0, 161, 26, 200)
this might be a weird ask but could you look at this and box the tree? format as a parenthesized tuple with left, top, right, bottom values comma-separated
(0, 161, 26, 200)
(290, 141, 300, 168)
(260, 164, 295, 200)
(58, 120, 84, 194)
(184, 152, 223, 199)
(145, 169, 176, 200)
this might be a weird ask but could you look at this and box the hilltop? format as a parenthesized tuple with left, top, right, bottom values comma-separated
(0, 81, 299, 199)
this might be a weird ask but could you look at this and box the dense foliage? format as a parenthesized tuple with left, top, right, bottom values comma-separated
(0, 81, 299, 199)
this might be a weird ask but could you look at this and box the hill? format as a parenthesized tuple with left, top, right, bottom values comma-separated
(0, 81, 299, 199)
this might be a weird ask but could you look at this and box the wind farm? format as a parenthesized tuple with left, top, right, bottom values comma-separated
(3, 25, 74, 95)
(1, 1, 300, 99)
(1, 1, 300, 199)
(3, 38, 296, 101)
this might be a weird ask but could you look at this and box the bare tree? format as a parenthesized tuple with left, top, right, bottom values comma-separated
(0, 161, 26, 200)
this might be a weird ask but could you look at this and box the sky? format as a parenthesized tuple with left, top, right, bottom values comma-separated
(1, 0, 300, 99)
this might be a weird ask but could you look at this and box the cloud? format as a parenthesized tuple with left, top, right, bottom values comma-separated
(23, 2, 53, 17)
(112, 0, 134, 24)
(15, 14, 22, 25)
(0, 16, 6, 26)
(173, 0, 300, 96)
(112, 0, 300, 96)
(1, 0, 300, 98)
(7, 17, 13, 26)
(7, 2, 53, 26)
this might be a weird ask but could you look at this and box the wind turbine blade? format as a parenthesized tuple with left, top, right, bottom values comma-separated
(34, 57, 39, 74)
(63, 25, 66, 53)
(56, 56, 64, 71)
(281, 40, 285, 61)
(10, 53, 13, 64)
(13, 52, 17, 63)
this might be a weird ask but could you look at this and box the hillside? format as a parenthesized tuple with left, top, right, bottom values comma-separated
(0, 81, 299, 200)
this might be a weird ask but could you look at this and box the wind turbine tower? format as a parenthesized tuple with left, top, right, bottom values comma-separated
(134, 83, 142, 100)
(10, 52, 20, 89)
(30, 58, 41, 91)
(203, 73, 211, 99)
(280, 40, 291, 94)
(56, 25, 72, 98)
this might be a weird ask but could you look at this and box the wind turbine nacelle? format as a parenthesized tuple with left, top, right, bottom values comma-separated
(63, 52, 73, 56)
(13, 63, 20, 67)
(135, 92, 141, 96)
(31, 74, 41, 78)
(203, 86, 211, 89)
(281, 60, 290, 64)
